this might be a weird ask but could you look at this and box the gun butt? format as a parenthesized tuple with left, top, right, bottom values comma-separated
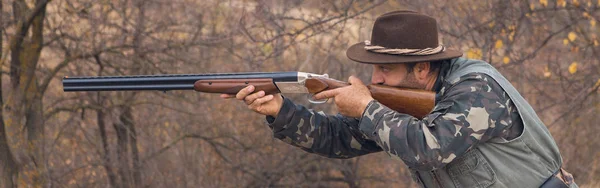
(367, 85, 435, 119)
(305, 77, 435, 119)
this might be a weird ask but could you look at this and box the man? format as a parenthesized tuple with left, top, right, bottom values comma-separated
(222, 11, 577, 188)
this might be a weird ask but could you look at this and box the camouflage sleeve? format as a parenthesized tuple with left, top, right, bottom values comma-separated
(266, 97, 382, 158)
(358, 73, 515, 171)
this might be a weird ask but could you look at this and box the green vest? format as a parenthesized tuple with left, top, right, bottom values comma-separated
(411, 58, 575, 188)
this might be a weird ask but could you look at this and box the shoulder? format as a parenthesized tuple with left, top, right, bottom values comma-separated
(439, 72, 505, 99)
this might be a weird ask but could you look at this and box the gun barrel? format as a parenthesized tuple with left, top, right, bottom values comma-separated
(62, 72, 299, 92)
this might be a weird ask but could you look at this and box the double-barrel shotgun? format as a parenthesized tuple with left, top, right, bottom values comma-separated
(62, 72, 434, 118)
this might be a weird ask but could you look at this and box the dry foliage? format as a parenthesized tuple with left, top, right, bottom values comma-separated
(1, 0, 599, 187)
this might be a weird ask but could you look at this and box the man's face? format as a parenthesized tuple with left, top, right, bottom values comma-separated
(371, 63, 426, 90)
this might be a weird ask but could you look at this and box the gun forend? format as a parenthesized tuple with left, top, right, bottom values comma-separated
(194, 78, 279, 95)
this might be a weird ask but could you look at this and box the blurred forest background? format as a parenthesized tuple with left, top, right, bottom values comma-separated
(0, 0, 599, 187)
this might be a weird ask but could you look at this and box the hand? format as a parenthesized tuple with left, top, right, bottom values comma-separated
(220, 85, 284, 117)
(312, 76, 374, 118)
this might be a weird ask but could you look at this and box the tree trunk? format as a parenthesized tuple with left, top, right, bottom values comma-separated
(129, 119, 142, 187)
(97, 107, 118, 187)
(108, 104, 142, 188)
(340, 159, 360, 188)
(113, 103, 140, 187)
(127, 1, 144, 185)
(114, 107, 132, 187)
(0, 1, 19, 187)
(24, 91, 47, 186)
(0, 113, 18, 188)
(7, 0, 50, 186)
(0, 69, 19, 188)
(94, 56, 119, 187)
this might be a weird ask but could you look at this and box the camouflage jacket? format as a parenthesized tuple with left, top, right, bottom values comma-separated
(266, 67, 523, 171)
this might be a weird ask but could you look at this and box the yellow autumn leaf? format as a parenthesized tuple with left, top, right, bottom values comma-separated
(466, 48, 482, 59)
(495, 40, 504, 49)
(262, 43, 273, 55)
(544, 72, 551, 78)
(557, 0, 566, 7)
(583, 12, 590, 19)
(594, 40, 599, 46)
(529, 3, 535, 10)
(503, 56, 510, 64)
(591, 19, 596, 27)
(568, 32, 577, 42)
(543, 66, 551, 78)
(563, 39, 569, 45)
(593, 79, 600, 89)
(573, 0, 580, 7)
(568, 62, 578, 74)
(539, 0, 548, 7)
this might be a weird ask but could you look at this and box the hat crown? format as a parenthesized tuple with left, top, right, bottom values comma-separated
(370, 11, 439, 49)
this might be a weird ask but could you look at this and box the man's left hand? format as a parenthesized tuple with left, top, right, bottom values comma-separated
(313, 76, 374, 118)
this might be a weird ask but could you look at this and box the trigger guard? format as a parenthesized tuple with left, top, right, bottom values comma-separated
(308, 94, 328, 104)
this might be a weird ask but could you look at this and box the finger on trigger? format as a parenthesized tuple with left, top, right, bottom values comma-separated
(313, 89, 337, 100)
(236, 85, 255, 100)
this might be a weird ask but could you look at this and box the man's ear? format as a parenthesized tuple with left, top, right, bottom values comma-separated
(414, 62, 431, 80)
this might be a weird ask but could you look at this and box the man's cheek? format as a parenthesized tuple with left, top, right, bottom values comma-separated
(388, 80, 405, 88)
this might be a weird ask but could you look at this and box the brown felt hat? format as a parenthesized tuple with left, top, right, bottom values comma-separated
(347, 10, 462, 64)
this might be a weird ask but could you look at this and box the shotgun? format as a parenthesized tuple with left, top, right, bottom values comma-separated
(62, 72, 435, 118)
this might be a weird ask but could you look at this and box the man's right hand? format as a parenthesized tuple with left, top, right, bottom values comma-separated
(220, 85, 283, 117)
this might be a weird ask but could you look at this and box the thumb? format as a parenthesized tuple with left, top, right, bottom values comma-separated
(348, 76, 365, 86)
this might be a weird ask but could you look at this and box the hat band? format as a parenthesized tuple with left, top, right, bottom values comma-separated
(364, 40, 445, 56)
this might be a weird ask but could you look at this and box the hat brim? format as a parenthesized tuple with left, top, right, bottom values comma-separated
(346, 42, 463, 64)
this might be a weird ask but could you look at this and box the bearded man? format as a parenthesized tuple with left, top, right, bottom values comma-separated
(222, 10, 577, 188)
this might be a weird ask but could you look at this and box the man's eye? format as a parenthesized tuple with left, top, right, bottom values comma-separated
(380, 66, 390, 72)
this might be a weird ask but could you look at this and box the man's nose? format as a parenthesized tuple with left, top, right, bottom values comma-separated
(371, 74, 384, 85)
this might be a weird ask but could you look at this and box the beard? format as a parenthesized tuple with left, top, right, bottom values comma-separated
(398, 73, 427, 90)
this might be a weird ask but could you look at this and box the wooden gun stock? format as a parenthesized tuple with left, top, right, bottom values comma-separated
(305, 77, 435, 119)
